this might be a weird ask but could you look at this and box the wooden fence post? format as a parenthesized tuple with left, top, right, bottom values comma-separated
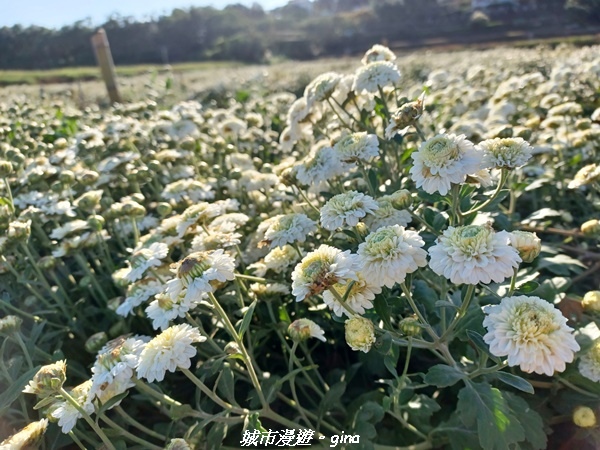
(91, 28, 121, 103)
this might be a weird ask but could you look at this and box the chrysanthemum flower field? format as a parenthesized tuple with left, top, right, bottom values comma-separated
(1, 44, 600, 450)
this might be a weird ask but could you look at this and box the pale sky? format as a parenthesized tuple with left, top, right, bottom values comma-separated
(2, 0, 290, 29)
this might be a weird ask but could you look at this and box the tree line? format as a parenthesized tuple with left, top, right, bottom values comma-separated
(0, 0, 596, 70)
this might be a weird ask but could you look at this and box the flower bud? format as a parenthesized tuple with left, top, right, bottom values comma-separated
(279, 167, 299, 187)
(224, 341, 242, 355)
(581, 219, 600, 237)
(156, 202, 173, 217)
(58, 170, 75, 185)
(85, 331, 108, 353)
(355, 222, 369, 237)
(121, 202, 146, 218)
(165, 438, 192, 450)
(288, 318, 326, 343)
(0, 160, 14, 178)
(75, 190, 103, 212)
(23, 360, 67, 397)
(399, 316, 422, 337)
(573, 406, 596, 428)
(388, 189, 412, 210)
(79, 170, 99, 186)
(8, 220, 31, 243)
(0, 315, 23, 337)
(0, 419, 49, 449)
(508, 231, 541, 263)
(180, 137, 196, 151)
(38, 256, 56, 270)
(88, 214, 105, 232)
(345, 317, 376, 353)
(582, 291, 600, 312)
(384, 93, 425, 139)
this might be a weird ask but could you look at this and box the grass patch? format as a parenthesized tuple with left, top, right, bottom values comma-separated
(0, 61, 241, 86)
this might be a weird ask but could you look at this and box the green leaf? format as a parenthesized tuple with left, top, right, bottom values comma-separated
(504, 392, 547, 450)
(383, 346, 399, 378)
(466, 330, 500, 362)
(0, 366, 40, 414)
(217, 364, 236, 405)
(97, 391, 129, 415)
(238, 300, 257, 338)
(206, 422, 228, 450)
(495, 372, 534, 395)
(516, 280, 539, 294)
(243, 412, 267, 434)
(319, 381, 346, 417)
(374, 296, 393, 330)
(457, 381, 525, 450)
(424, 364, 466, 388)
(278, 305, 291, 324)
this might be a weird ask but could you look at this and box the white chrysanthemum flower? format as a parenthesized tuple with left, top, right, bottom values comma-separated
(122, 242, 169, 283)
(429, 225, 521, 285)
(479, 137, 533, 170)
(323, 273, 382, 317)
(190, 228, 241, 252)
(304, 72, 342, 106)
(250, 282, 290, 298)
(162, 180, 214, 203)
(210, 213, 250, 230)
(175, 202, 225, 237)
(89, 336, 148, 403)
(165, 249, 236, 303)
(264, 245, 300, 273)
(353, 61, 401, 93)
(117, 279, 164, 317)
(361, 44, 396, 65)
(51, 381, 94, 433)
(239, 170, 280, 192)
(49, 219, 89, 240)
(364, 198, 412, 231)
(288, 319, 326, 342)
(333, 132, 379, 163)
(137, 324, 206, 383)
(508, 231, 541, 263)
(357, 225, 427, 288)
(291, 245, 361, 302)
(0, 419, 48, 448)
(483, 295, 580, 376)
(579, 339, 600, 382)
(410, 134, 483, 195)
(259, 214, 316, 249)
(219, 117, 247, 139)
(568, 163, 600, 189)
(295, 144, 346, 186)
(146, 291, 204, 330)
(320, 191, 378, 230)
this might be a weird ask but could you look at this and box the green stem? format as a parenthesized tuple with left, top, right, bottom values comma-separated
(400, 283, 437, 341)
(464, 169, 508, 215)
(67, 431, 87, 450)
(59, 388, 116, 450)
(181, 367, 246, 413)
(507, 267, 518, 296)
(207, 292, 268, 408)
(413, 123, 427, 143)
(14, 333, 34, 369)
(288, 342, 314, 428)
(115, 406, 167, 442)
(99, 413, 163, 450)
(440, 284, 476, 342)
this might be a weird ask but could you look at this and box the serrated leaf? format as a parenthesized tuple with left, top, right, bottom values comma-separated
(457, 381, 525, 450)
(0, 366, 40, 413)
(495, 372, 534, 394)
(238, 300, 257, 338)
(424, 364, 466, 387)
(504, 392, 547, 450)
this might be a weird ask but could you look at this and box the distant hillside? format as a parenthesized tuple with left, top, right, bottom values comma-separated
(0, 0, 597, 70)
